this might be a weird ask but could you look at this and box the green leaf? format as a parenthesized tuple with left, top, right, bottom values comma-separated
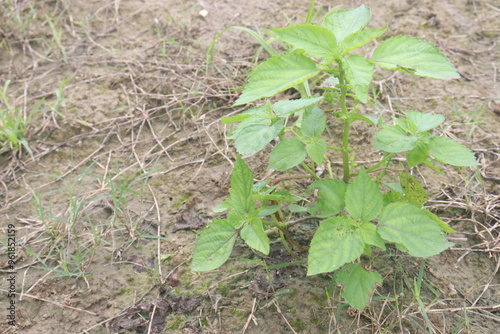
(400, 172, 428, 206)
(429, 136, 479, 167)
(275, 24, 339, 63)
(257, 205, 280, 217)
(349, 112, 377, 125)
(222, 105, 266, 124)
(406, 110, 445, 132)
(240, 217, 270, 255)
(307, 217, 365, 275)
(335, 264, 383, 310)
(407, 142, 429, 168)
(372, 36, 460, 80)
(375, 126, 418, 153)
(227, 210, 247, 228)
(306, 138, 327, 165)
(229, 156, 255, 214)
(345, 168, 383, 222)
(378, 202, 454, 257)
(301, 106, 326, 137)
(257, 190, 301, 203)
(308, 179, 347, 218)
(191, 219, 238, 271)
(394, 118, 418, 134)
(323, 5, 371, 44)
(356, 223, 386, 250)
(385, 182, 404, 194)
(383, 191, 406, 206)
(269, 138, 307, 171)
(288, 203, 308, 213)
(234, 53, 320, 106)
(343, 55, 373, 103)
(230, 103, 273, 136)
(423, 209, 456, 233)
(233, 121, 284, 157)
(273, 96, 323, 117)
(341, 28, 387, 53)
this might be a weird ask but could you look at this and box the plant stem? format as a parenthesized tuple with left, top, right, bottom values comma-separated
(306, 0, 316, 24)
(366, 153, 396, 174)
(300, 161, 320, 180)
(337, 61, 351, 183)
(326, 145, 343, 151)
(271, 174, 312, 186)
(279, 230, 303, 259)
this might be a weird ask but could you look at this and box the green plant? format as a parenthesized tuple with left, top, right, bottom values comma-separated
(192, 4, 479, 310)
(0, 80, 40, 158)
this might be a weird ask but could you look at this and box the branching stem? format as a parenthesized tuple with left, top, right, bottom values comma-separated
(337, 60, 351, 183)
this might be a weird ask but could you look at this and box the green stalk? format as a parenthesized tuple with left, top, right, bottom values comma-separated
(306, 0, 316, 24)
(366, 152, 396, 174)
(337, 61, 351, 183)
(301, 162, 320, 180)
(279, 230, 302, 259)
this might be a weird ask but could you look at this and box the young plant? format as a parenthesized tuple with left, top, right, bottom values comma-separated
(192, 5, 478, 310)
(0, 80, 39, 158)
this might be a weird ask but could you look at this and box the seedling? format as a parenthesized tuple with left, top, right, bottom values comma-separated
(0, 80, 40, 158)
(193, 4, 478, 310)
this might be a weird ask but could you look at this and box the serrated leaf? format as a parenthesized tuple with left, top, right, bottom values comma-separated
(400, 172, 428, 206)
(229, 156, 255, 214)
(323, 5, 371, 44)
(375, 126, 418, 153)
(345, 168, 383, 222)
(372, 36, 460, 80)
(288, 203, 308, 213)
(383, 191, 406, 206)
(349, 112, 377, 125)
(275, 24, 339, 63)
(273, 96, 323, 117)
(191, 219, 238, 271)
(252, 180, 270, 192)
(233, 121, 284, 157)
(234, 53, 320, 106)
(378, 202, 454, 257)
(212, 197, 233, 212)
(257, 190, 301, 203)
(336, 264, 382, 310)
(385, 182, 404, 194)
(301, 106, 326, 137)
(306, 138, 327, 165)
(222, 105, 266, 124)
(423, 209, 456, 233)
(227, 210, 247, 229)
(240, 217, 270, 255)
(344, 55, 373, 103)
(341, 28, 387, 53)
(356, 223, 386, 250)
(407, 142, 430, 168)
(308, 179, 347, 218)
(429, 136, 479, 167)
(307, 217, 365, 275)
(394, 118, 418, 134)
(406, 110, 445, 132)
(257, 205, 280, 217)
(269, 138, 307, 171)
(230, 104, 273, 137)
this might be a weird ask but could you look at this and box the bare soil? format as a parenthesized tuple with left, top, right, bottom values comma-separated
(0, 0, 499, 333)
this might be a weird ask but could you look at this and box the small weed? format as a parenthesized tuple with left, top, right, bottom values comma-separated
(45, 9, 68, 61)
(0, 80, 39, 158)
(192, 3, 479, 312)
